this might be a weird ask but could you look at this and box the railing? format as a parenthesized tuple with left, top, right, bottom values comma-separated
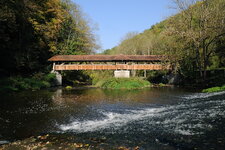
(54, 64, 171, 71)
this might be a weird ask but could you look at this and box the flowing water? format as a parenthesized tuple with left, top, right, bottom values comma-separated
(0, 87, 225, 149)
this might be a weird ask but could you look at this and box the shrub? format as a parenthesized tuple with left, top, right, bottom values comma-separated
(65, 86, 73, 90)
(0, 73, 56, 92)
(202, 85, 225, 93)
(43, 73, 56, 83)
(220, 85, 225, 90)
(96, 78, 151, 89)
(158, 83, 166, 87)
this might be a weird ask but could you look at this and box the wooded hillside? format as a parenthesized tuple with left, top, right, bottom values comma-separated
(0, 0, 98, 77)
(104, 0, 225, 84)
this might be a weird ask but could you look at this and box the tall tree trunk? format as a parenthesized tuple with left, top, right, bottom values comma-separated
(196, 47, 202, 79)
(203, 40, 207, 82)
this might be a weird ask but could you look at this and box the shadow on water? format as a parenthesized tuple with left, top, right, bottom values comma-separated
(0, 87, 225, 149)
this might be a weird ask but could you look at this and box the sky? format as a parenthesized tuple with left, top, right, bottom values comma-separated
(74, 0, 175, 51)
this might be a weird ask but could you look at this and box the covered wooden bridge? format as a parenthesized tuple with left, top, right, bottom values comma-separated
(48, 55, 171, 71)
(48, 55, 171, 85)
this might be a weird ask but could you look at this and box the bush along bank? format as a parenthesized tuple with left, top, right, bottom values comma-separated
(0, 73, 56, 92)
(202, 85, 225, 93)
(95, 77, 151, 89)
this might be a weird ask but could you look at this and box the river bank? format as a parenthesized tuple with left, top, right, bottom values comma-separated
(0, 134, 141, 150)
(202, 85, 225, 93)
(0, 73, 56, 92)
(94, 77, 151, 89)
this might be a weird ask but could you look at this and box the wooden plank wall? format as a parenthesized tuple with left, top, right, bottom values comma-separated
(54, 64, 171, 70)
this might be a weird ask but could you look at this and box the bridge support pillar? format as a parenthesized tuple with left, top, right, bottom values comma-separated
(131, 70, 136, 77)
(114, 70, 130, 78)
(51, 70, 62, 86)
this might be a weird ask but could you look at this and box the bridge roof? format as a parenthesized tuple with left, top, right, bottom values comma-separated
(48, 55, 165, 62)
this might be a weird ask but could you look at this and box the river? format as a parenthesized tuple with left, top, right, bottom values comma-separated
(0, 87, 225, 149)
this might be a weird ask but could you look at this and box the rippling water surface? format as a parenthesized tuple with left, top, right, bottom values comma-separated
(0, 87, 225, 149)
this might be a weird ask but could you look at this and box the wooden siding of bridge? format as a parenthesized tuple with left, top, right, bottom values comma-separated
(54, 64, 171, 71)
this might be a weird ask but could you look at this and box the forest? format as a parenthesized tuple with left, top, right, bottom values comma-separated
(0, 0, 98, 91)
(0, 0, 225, 91)
(104, 0, 225, 86)
(0, 0, 97, 76)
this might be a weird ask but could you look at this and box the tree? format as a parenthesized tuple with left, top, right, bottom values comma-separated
(55, 0, 99, 55)
(168, 0, 225, 81)
(0, 0, 98, 76)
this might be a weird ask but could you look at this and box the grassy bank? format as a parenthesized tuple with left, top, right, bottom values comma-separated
(0, 73, 56, 92)
(95, 78, 151, 89)
(202, 85, 225, 93)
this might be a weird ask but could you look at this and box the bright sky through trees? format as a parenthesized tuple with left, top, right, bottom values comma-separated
(74, 0, 175, 51)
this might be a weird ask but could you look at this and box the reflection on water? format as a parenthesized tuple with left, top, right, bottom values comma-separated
(0, 87, 225, 149)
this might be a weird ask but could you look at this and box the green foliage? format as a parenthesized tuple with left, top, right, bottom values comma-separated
(55, 0, 98, 55)
(0, 0, 97, 77)
(208, 56, 220, 70)
(65, 86, 72, 90)
(158, 83, 166, 87)
(96, 78, 151, 89)
(147, 70, 168, 84)
(103, 0, 225, 85)
(88, 70, 113, 85)
(43, 73, 56, 84)
(0, 73, 56, 92)
(202, 85, 225, 93)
